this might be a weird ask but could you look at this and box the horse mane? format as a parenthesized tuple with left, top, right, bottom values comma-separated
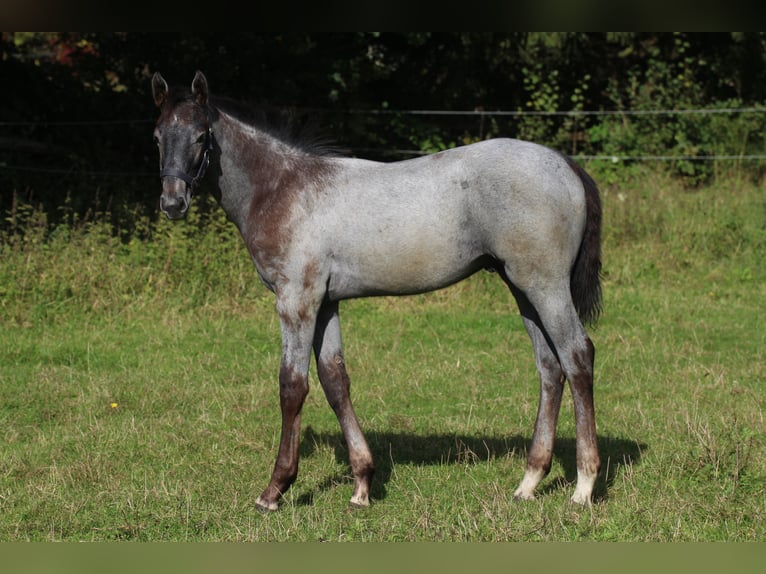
(162, 83, 337, 157)
(210, 94, 339, 157)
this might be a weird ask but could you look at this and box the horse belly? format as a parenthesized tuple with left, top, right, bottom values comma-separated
(327, 235, 483, 299)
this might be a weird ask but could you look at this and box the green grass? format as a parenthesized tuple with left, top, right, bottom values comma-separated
(1, 172, 764, 541)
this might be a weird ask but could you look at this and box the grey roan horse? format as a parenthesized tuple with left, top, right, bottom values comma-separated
(151, 71, 603, 511)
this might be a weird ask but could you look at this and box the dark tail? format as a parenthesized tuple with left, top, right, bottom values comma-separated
(565, 156, 603, 326)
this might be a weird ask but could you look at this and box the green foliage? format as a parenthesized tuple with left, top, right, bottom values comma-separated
(584, 37, 766, 183)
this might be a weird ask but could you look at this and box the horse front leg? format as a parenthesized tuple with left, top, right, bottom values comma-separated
(313, 301, 374, 509)
(255, 300, 316, 512)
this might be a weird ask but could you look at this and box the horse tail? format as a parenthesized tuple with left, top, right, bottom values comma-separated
(565, 155, 603, 326)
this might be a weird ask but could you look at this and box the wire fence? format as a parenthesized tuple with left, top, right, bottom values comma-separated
(3, 105, 765, 126)
(2, 106, 766, 177)
(344, 106, 766, 117)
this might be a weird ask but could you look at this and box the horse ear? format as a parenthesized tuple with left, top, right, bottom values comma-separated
(191, 71, 209, 106)
(151, 72, 168, 107)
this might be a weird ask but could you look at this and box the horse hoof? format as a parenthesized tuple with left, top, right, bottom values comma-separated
(255, 497, 279, 513)
(570, 493, 592, 506)
(348, 492, 371, 511)
(347, 500, 369, 511)
(513, 489, 535, 502)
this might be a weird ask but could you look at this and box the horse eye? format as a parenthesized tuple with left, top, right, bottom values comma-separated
(195, 133, 206, 144)
(153, 135, 160, 145)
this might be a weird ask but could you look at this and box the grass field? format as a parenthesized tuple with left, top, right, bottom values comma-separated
(1, 170, 764, 541)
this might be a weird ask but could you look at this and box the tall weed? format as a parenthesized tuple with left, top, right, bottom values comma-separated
(0, 195, 267, 327)
(3, 176, 762, 327)
(598, 170, 764, 261)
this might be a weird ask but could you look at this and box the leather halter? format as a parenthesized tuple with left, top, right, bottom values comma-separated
(160, 128, 213, 187)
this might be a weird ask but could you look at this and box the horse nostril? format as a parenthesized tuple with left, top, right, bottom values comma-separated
(160, 193, 189, 219)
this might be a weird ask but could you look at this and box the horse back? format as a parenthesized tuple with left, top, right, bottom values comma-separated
(308, 139, 589, 299)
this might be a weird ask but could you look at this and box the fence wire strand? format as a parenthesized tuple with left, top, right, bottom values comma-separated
(2, 106, 765, 176)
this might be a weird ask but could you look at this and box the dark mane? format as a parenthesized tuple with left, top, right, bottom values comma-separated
(163, 83, 337, 157)
(211, 94, 338, 157)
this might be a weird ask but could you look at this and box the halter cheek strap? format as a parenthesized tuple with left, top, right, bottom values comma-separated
(160, 129, 213, 188)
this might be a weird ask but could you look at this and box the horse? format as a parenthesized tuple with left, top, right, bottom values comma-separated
(150, 71, 603, 512)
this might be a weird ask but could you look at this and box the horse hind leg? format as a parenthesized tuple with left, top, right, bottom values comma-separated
(513, 312, 566, 501)
(511, 283, 600, 505)
(565, 329, 600, 505)
(313, 302, 374, 509)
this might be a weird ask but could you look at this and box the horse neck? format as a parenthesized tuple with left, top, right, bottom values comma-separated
(209, 108, 308, 234)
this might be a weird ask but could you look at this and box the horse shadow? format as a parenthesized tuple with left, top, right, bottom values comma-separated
(295, 426, 646, 506)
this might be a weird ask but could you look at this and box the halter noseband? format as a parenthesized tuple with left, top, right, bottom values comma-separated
(160, 128, 213, 188)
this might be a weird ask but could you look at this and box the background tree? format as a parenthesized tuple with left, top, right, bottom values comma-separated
(2, 32, 765, 233)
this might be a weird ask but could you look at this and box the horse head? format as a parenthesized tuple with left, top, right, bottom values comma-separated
(151, 71, 213, 219)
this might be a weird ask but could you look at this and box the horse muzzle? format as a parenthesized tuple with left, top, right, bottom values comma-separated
(159, 184, 190, 220)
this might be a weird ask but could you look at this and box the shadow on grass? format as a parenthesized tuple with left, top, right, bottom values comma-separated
(295, 427, 646, 506)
